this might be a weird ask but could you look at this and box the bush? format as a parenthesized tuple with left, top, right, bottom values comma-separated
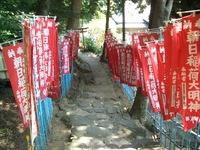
(82, 37, 102, 55)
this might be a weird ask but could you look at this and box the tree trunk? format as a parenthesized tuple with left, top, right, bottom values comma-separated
(36, 0, 51, 15)
(67, 0, 82, 30)
(149, 0, 174, 28)
(100, 0, 110, 62)
(122, 0, 125, 42)
(129, 88, 148, 123)
(129, 0, 174, 123)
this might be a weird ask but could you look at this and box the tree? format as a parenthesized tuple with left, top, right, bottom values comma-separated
(122, 0, 125, 42)
(34, 0, 52, 15)
(100, 0, 110, 62)
(67, 0, 82, 30)
(149, 0, 174, 28)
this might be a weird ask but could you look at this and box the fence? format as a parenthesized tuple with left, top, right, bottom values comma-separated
(120, 84, 200, 150)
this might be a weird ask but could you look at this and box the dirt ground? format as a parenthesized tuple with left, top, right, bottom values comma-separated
(0, 84, 28, 150)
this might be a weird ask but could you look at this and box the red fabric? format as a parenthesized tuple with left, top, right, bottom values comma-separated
(138, 33, 149, 46)
(104, 33, 112, 57)
(179, 15, 200, 116)
(146, 43, 158, 82)
(113, 44, 122, 81)
(168, 23, 182, 113)
(112, 41, 120, 81)
(31, 24, 41, 100)
(156, 43, 176, 120)
(163, 24, 173, 110)
(71, 32, 79, 60)
(131, 34, 142, 87)
(105, 39, 113, 70)
(105, 38, 118, 80)
(2, 43, 30, 129)
(105, 33, 112, 39)
(140, 47, 160, 112)
(138, 33, 159, 46)
(35, 19, 48, 99)
(119, 45, 126, 84)
(43, 19, 55, 86)
(148, 33, 159, 42)
(125, 45, 135, 86)
(181, 113, 199, 132)
(136, 46, 147, 95)
(178, 14, 200, 131)
(24, 21, 38, 142)
(48, 25, 60, 99)
(62, 39, 72, 74)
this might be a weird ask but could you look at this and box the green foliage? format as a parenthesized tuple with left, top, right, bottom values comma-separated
(0, 11, 22, 43)
(171, 0, 200, 18)
(81, 0, 106, 21)
(83, 37, 102, 54)
(0, 0, 35, 43)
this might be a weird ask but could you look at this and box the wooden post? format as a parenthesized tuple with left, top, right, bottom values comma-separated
(78, 27, 88, 48)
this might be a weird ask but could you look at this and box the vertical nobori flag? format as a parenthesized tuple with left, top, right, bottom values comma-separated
(111, 40, 120, 81)
(131, 34, 141, 87)
(43, 19, 54, 87)
(156, 43, 176, 120)
(104, 33, 113, 69)
(180, 14, 200, 131)
(180, 14, 200, 116)
(71, 32, 79, 60)
(168, 23, 182, 113)
(62, 39, 72, 75)
(105, 38, 118, 80)
(2, 43, 30, 129)
(125, 45, 135, 86)
(163, 24, 173, 111)
(48, 22, 60, 99)
(114, 43, 123, 80)
(105, 38, 112, 70)
(118, 44, 126, 84)
(35, 19, 48, 100)
(140, 47, 160, 112)
(24, 21, 38, 144)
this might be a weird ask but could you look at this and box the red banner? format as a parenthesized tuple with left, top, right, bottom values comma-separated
(35, 19, 48, 99)
(138, 33, 158, 46)
(48, 24, 60, 99)
(180, 15, 200, 116)
(2, 43, 30, 129)
(140, 47, 160, 112)
(163, 24, 173, 111)
(179, 15, 200, 131)
(71, 32, 79, 60)
(119, 45, 126, 84)
(156, 43, 176, 120)
(125, 45, 135, 86)
(110, 40, 120, 81)
(105, 38, 117, 80)
(42, 19, 54, 86)
(31, 24, 41, 99)
(62, 39, 72, 74)
(24, 21, 38, 144)
(131, 34, 142, 87)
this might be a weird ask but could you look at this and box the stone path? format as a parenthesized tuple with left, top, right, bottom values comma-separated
(47, 52, 163, 150)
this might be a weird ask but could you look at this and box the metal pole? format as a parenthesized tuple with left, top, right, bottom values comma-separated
(122, 0, 125, 42)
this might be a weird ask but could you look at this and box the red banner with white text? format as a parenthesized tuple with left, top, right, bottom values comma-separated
(2, 43, 30, 129)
